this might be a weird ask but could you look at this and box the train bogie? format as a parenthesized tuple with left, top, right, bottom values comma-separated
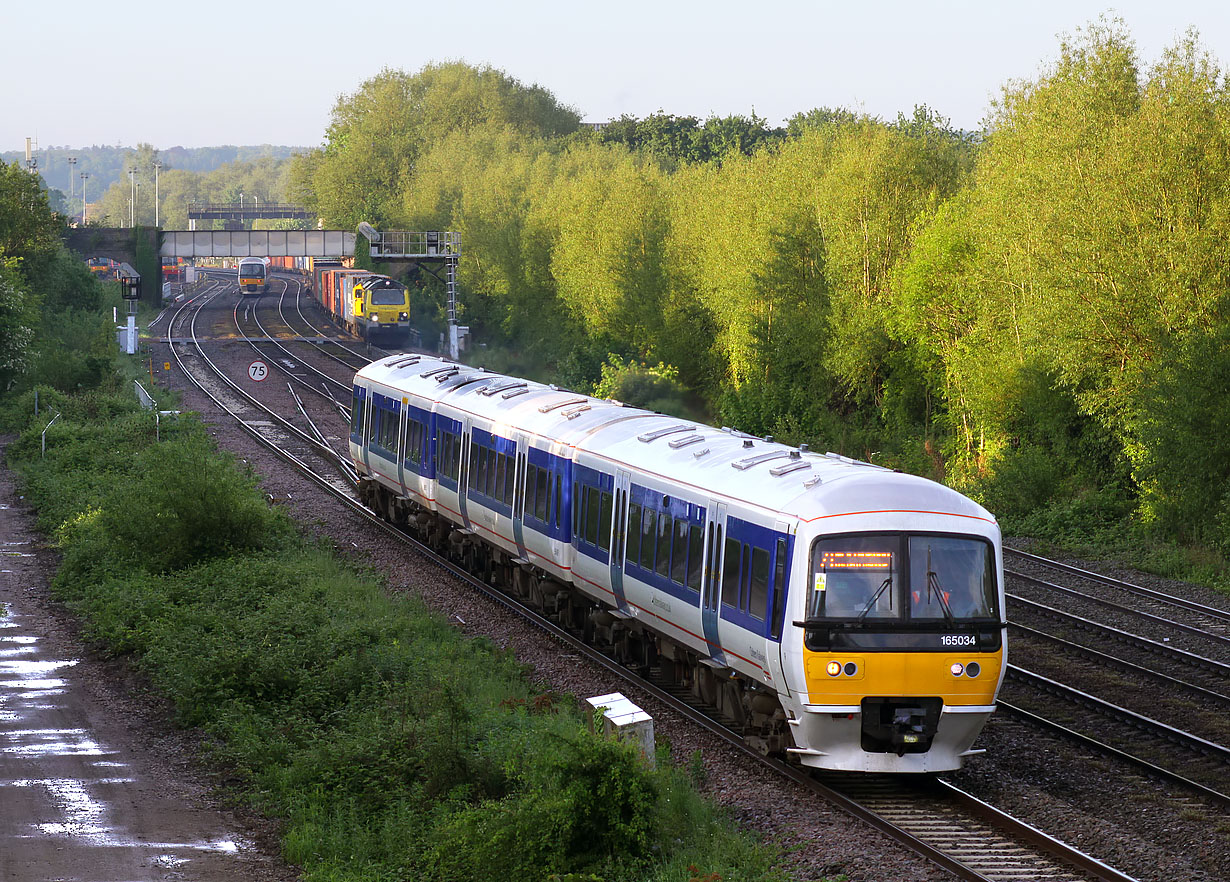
(349, 354, 1007, 773)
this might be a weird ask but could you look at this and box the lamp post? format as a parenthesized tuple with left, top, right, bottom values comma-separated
(67, 156, 76, 200)
(128, 168, 135, 227)
(80, 173, 88, 223)
(153, 161, 161, 227)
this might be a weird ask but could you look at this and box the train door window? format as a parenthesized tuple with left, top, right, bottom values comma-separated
(639, 509, 657, 570)
(627, 503, 642, 565)
(722, 537, 742, 607)
(655, 514, 673, 578)
(554, 474, 562, 530)
(573, 481, 580, 536)
(503, 453, 515, 506)
(686, 524, 704, 590)
(535, 468, 549, 520)
(598, 490, 613, 551)
(350, 391, 362, 436)
(748, 546, 770, 621)
(495, 452, 507, 502)
(770, 537, 789, 639)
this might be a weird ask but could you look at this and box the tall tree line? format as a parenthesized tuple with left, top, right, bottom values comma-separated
(291, 28, 1230, 554)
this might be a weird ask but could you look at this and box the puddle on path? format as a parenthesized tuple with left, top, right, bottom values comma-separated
(0, 601, 250, 874)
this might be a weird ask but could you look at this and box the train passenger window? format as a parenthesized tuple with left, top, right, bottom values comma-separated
(627, 504, 642, 565)
(749, 546, 770, 620)
(524, 464, 537, 514)
(585, 486, 601, 545)
(771, 537, 788, 639)
(687, 524, 704, 590)
(639, 509, 657, 570)
(495, 452, 507, 502)
(573, 481, 580, 536)
(598, 491, 613, 551)
(655, 514, 672, 577)
(487, 450, 498, 499)
(723, 537, 742, 607)
(350, 392, 362, 436)
(535, 468, 548, 521)
(468, 443, 480, 489)
(504, 454, 515, 506)
(670, 518, 689, 584)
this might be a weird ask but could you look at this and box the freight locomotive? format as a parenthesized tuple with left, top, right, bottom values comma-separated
(351, 354, 1007, 773)
(264, 257, 413, 343)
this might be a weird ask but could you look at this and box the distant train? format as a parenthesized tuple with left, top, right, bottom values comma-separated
(350, 353, 1008, 773)
(265, 256, 413, 343)
(237, 257, 269, 294)
(87, 257, 117, 280)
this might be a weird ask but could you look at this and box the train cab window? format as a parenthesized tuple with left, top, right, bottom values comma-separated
(350, 392, 362, 436)
(722, 537, 743, 607)
(598, 491, 613, 551)
(907, 536, 996, 620)
(654, 514, 673, 577)
(639, 509, 657, 570)
(748, 546, 770, 620)
(809, 536, 901, 620)
(686, 524, 704, 590)
(670, 518, 689, 584)
(535, 468, 549, 520)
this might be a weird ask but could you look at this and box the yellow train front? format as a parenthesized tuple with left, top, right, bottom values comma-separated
(783, 510, 1006, 773)
(342, 273, 411, 343)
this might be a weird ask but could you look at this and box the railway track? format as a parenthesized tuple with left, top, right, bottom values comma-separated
(158, 285, 1147, 882)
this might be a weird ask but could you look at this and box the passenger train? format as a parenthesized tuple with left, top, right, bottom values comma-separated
(350, 354, 1007, 773)
(237, 256, 269, 294)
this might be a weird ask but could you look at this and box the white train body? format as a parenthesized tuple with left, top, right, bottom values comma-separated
(350, 354, 1007, 773)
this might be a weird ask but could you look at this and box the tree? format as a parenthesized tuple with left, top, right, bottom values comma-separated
(0, 161, 61, 258)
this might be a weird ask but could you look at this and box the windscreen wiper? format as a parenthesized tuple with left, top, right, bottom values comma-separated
(857, 576, 893, 622)
(926, 546, 955, 625)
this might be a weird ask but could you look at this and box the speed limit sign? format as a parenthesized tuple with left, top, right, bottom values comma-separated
(248, 360, 269, 382)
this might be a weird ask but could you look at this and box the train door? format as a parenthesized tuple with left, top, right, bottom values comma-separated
(350, 386, 370, 473)
(772, 521, 799, 694)
(701, 501, 728, 666)
(395, 401, 407, 496)
(457, 421, 472, 530)
(608, 470, 632, 613)
(511, 433, 529, 560)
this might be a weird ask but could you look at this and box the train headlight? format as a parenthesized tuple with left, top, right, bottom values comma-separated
(966, 662, 981, 678)
(843, 662, 858, 676)
(826, 661, 842, 677)
(369, 313, 378, 321)
(399, 312, 408, 321)
(950, 662, 965, 677)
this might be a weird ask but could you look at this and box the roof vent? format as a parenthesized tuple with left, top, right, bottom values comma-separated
(743, 439, 754, 448)
(799, 443, 810, 453)
(765, 435, 774, 443)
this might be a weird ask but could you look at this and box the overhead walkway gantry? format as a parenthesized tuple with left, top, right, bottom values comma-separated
(160, 226, 465, 358)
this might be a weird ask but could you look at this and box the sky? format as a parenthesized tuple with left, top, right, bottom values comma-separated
(5, 0, 1230, 152)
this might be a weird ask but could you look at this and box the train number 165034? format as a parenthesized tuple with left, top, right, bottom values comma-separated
(940, 634, 977, 646)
